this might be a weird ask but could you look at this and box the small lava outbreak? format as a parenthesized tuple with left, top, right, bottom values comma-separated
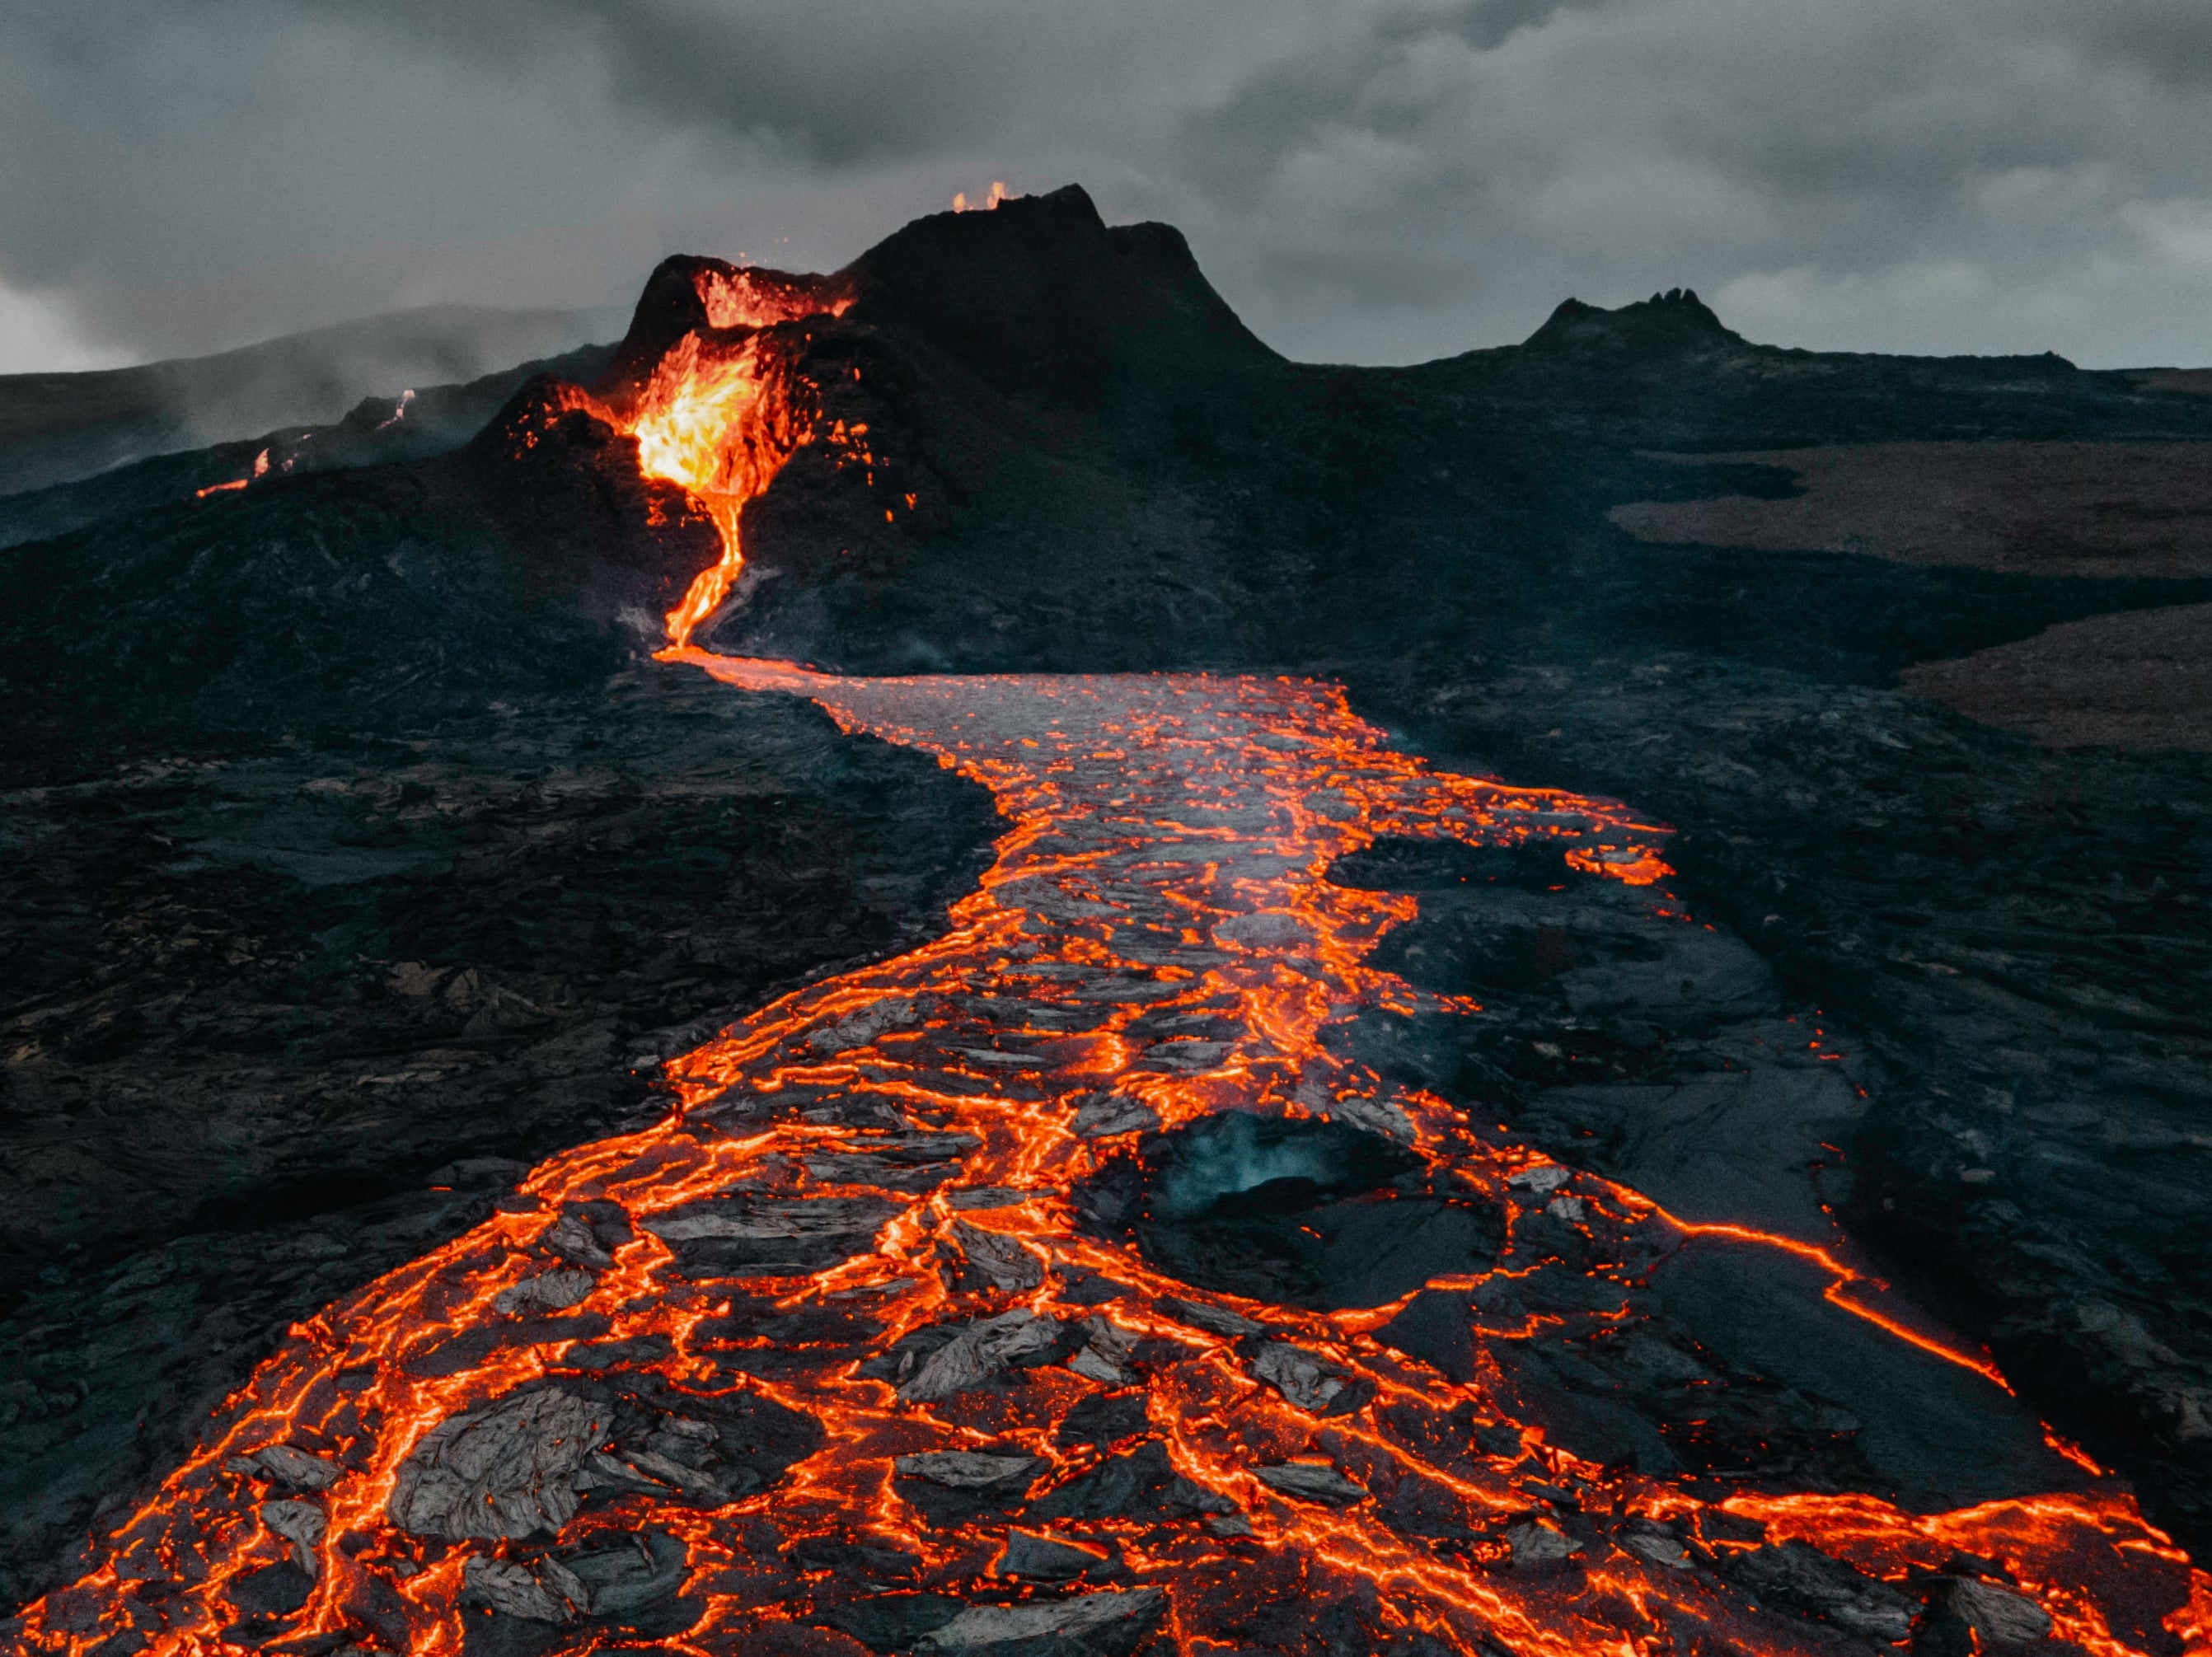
(16, 255, 2207, 1657)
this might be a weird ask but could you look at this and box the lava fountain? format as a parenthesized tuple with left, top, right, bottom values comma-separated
(575, 260, 852, 648)
(629, 329, 806, 646)
(12, 655, 2204, 1657)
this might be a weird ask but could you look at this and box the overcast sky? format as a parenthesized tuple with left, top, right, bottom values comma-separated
(6, 0, 2212, 373)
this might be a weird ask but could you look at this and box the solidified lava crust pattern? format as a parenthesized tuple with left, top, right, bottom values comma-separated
(16, 660, 2206, 1657)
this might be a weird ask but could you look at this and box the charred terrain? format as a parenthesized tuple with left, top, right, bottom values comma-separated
(4, 185, 2212, 1655)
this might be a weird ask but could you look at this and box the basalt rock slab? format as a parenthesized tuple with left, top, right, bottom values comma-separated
(1027, 1439, 1233, 1523)
(1247, 1341, 1375, 1417)
(258, 1498, 327, 1574)
(949, 1219, 1047, 1292)
(815, 1592, 966, 1651)
(388, 1388, 608, 1540)
(643, 1192, 902, 1278)
(224, 1444, 341, 1491)
(1927, 1575, 2055, 1651)
(555, 1528, 694, 1631)
(896, 1311, 1078, 1402)
(784, 1534, 924, 1584)
(893, 1451, 1047, 1495)
(995, 1530, 1114, 1581)
(1374, 1290, 1479, 1383)
(1054, 1390, 1151, 1448)
(913, 1587, 1168, 1657)
(893, 1450, 1047, 1524)
(460, 1555, 579, 1624)
(1252, 1462, 1367, 1506)
(1720, 1542, 1918, 1643)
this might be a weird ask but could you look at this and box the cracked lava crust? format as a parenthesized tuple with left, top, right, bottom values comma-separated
(14, 656, 2207, 1657)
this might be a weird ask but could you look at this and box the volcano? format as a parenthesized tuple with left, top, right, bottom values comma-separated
(4, 186, 2212, 1657)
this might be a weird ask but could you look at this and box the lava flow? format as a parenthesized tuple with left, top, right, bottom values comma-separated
(629, 328, 806, 645)
(14, 656, 2204, 1657)
(557, 261, 851, 647)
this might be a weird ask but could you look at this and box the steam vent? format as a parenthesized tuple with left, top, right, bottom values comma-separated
(7, 186, 2212, 1657)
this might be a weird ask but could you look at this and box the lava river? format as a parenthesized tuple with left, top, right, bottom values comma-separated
(15, 657, 2205, 1657)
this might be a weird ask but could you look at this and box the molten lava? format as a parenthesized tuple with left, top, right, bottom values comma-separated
(16, 656, 2203, 1657)
(590, 262, 852, 646)
(629, 330, 806, 646)
(194, 447, 270, 499)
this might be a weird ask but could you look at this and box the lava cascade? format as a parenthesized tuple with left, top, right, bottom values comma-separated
(602, 263, 851, 646)
(628, 330, 804, 645)
(12, 659, 2205, 1657)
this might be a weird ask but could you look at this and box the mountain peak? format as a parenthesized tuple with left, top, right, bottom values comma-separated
(839, 182, 1277, 396)
(1522, 287, 1741, 354)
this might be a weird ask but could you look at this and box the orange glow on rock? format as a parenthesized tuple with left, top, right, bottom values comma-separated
(692, 266, 852, 332)
(952, 183, 1010, 214)
(194, 447, 271, 499)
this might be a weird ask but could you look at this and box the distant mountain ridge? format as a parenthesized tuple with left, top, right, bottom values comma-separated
(0, 302, 618, 495)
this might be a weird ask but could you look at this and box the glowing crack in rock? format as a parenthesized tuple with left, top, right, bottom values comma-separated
(15, 658, 2205, 1657)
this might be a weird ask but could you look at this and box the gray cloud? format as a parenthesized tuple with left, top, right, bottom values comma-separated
(4, 0, 2212, 371)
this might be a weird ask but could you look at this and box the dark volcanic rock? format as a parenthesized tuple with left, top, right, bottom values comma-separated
(1055, 1390, 1152, 1448)
(555, 1528, 693, 1630)
(893, 1450, 1045, 1496)
(841, 185, 1274, 405)
(894, 1311, 1080, 1402)
(1252, 1461, 1367, 1506)
(643, 1192, 903, 1278)
(1248, 1341, 1375, 1418)
(0, 667, 996, 1609)
(1721, 1542, 1918, 1642)
(893, 1449, 1047, 1524)
(1922, 1574, 2055, 1651)
(1366, 649, 2212, 1545)
(388, 1386, 607, 1539)
(0, 388, 721, 749)
(815, 1591, 966, 1651)
(913, 1587, 1166, 1657)
(996, 1529, 1113, 1581)
(1026, 1439, 1232, 1522)
(785, 1533, 923, 1584)
(1375, 1290, 1480, 1383)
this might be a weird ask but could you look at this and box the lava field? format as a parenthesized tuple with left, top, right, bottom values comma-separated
(7, 188, 2212, 1657)
(19, 661, 2202, 1656)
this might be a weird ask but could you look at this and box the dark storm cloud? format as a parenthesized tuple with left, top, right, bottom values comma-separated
(5, 0, 2212, 372)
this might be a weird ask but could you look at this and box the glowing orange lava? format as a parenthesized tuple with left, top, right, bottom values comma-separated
(594, 264, 851, 646)
(15, 654, 2199, 1657)
(629, 330, 804, 644)
(194, 447, 269, 499)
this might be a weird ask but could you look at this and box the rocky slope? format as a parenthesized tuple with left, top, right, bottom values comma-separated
(0, 304, 609, 497)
